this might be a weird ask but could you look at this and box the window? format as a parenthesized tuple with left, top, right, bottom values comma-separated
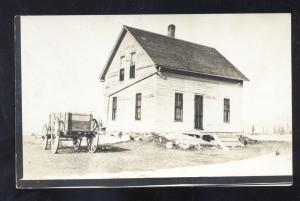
(174, 93, 183, 121)
(112, 97, 117, 120)
(119, 56, 125, 81)
(135, 93, 142, 120)
(129, 52, 136, 79)
(224, 98, 230, 123)
(119, 68, 124, 81)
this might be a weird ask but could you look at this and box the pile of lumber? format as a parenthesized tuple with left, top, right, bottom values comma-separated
(211, 133, 244, 151)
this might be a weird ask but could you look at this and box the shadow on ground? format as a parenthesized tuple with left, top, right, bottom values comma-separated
(49, 145, 131, 154)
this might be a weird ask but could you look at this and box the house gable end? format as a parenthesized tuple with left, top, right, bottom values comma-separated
(99, 26, 156, 82)
(99, 27, 127, 81)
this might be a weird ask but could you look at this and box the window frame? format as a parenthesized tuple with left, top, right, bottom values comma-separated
(119, 68, 124, 81)
(119, 56, 125, 81)
(174, 93, 183, 121)
(129, 52, 136, 79)
(135, 93, 142, 120)
(223, 98, 230, 123)
(112, 97, 117, 120)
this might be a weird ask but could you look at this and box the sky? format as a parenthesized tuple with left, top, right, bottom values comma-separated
(21, 14, 292, 134)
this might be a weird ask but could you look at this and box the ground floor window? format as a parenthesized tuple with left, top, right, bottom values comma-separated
(174, 93, 183, 121)
(224, 98, 230, 123)
(135, 93, 142, 120)
(112, 97, 117, 120)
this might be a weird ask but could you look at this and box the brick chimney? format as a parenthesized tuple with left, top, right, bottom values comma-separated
(168, 24, 175, 38)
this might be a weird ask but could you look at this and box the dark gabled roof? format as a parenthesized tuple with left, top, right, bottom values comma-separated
(100, 25, 249, 81)
(125, 26, 249, 81)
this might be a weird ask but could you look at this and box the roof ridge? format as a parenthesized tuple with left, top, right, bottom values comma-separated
(124, 25, 215, 50)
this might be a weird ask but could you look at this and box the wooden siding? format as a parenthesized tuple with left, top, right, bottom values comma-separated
(105, 75, 157, 133)
(104, 31, 156, 97)
(103, 31, 157, 132)
(154, 72, 243, 133)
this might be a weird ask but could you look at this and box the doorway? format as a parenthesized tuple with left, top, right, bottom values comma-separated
(194, 95, 203, 129)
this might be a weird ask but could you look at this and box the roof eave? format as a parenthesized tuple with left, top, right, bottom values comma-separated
(158, 65, 248, 82)
(98, 26, 127, 81)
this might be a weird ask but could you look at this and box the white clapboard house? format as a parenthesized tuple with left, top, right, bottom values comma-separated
(99, 25, 248, 134)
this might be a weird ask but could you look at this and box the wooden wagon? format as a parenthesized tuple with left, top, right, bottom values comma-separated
(41, 112, 102, 154)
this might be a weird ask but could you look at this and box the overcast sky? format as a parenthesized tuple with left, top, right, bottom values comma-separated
(21, 14, 291, 134)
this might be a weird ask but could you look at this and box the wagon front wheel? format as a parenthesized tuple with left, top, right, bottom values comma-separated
(41, 124, 48, 150)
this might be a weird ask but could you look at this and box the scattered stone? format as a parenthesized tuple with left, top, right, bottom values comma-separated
(179, 143, 190, 150)
(166, 142, 173, 149)
(195, 144, 202, 150)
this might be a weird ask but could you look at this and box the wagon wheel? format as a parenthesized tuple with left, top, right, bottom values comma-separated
(41, 124, 48, 150)
(87, 119, 99, 153)
(73, 138, 82, 150)
(91, 119, 99, 133)
(51, 119, 62, 154)
(87, 134, 99, 153)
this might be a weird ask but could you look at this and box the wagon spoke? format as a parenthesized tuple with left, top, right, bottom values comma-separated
(41, 124, 48, 150)
(91, 119, 99, 133)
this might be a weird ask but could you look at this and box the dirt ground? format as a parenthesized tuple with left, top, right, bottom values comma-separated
(22, 135, 292, 179)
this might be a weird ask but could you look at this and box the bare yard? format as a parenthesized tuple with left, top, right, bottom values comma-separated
(22, 135, 292, 179)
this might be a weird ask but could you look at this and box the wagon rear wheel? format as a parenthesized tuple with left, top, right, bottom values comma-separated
(87, 119, 99, 153)
(87, 134, 99, 153)
(41, 124, 48, 150)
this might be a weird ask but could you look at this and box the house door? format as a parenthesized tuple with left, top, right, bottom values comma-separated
(194, 95, 203, 129)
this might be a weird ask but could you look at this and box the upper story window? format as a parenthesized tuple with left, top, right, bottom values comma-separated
(119, 68, 124, 81)
(174, 93, 183, 121)
(119, 56, 125, 81)
(129, 52, 136, 79)
(224, 98, 230, 123)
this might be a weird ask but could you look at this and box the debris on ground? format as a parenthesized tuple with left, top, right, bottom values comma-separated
(150, 132, 216, 151)
(98, 132, 130, 146)
(126, 132, 155, 142)
(165, 142, 173, 149)
(238, 135, 258, 145)
(105, 130, 263, 151)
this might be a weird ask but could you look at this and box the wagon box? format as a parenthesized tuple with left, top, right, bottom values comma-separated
(49, 113, 93, 132)
(42, 112, 101, 154)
